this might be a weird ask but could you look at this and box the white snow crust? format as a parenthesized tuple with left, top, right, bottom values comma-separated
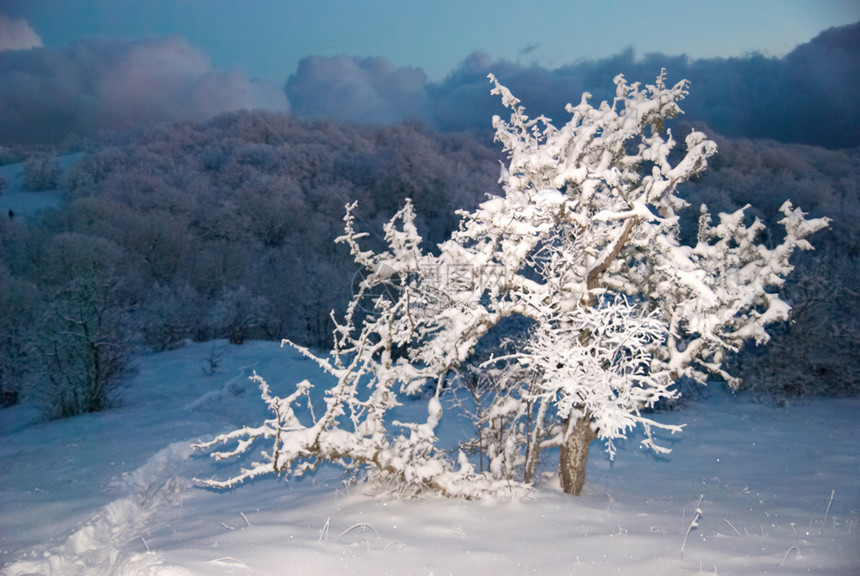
(1, 340, 857, 575)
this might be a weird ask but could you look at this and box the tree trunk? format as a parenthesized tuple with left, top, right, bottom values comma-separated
(559, 413, 597, 495)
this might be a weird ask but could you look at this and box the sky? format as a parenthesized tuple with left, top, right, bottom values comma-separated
(3, 0, 859, 82)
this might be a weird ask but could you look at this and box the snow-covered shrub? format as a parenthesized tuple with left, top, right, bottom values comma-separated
(35, 276, 135, 417)
(28, 233, 141, 417)
(23, 154, 61, 191)
(204, 285, 274, 345)
(204, 72, 818, 498)
(140, 282, 203, 351)
(0, 263, 39, 407)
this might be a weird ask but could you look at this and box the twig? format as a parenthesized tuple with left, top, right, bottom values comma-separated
(821, 489, 835, 534)
(780, 545, 800, 566)
(319, 516, 331, 542)
(240, 511, 252, 527)
(681, 494, 704, 560)
(723, 518, 741, 536)
(141, 536, 150, 552)
(336, 522, 379, 541)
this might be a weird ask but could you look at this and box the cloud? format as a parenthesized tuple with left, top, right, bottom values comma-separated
(426, 49, 621, 131)
(0, 12, 42, 51)
(3, 21, 856, 148)
(0, 36, 288, 144)
(284, 22, 860, 149)
(761, 21, 860, 148)
(285, 55, 429, 124)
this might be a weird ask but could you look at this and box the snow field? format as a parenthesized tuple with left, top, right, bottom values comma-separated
(0, 155, 81, 219)
(0, 340, 857, 575)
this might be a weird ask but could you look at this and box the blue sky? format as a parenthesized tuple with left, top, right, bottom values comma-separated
(4, 0, 859, 82)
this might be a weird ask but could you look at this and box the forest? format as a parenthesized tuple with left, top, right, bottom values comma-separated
(0, 109, 857, 418)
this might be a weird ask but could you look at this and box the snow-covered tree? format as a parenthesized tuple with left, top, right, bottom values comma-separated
(32, 233, 138, 417)
(194, 72, 829, 496)
(23, 154, 61, 191)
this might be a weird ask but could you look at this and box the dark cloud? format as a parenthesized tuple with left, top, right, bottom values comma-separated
(761, 22, 860, 148)
(0, 36, 287, 145)
(285, 22, 860, 149)
(285, 55, 429, 124)
(0, 12, 41, 51)
(3, 21, 856, 148)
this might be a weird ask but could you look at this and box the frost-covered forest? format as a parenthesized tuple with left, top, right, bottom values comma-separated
(0, 116, 504, 416)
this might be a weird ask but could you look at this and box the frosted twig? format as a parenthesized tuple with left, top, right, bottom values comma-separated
(240, 511, 252, 527)
(141, 536, 150, 552)
(681, 494, 704, 560)
(723, 518, 741, 536)
(779, 545, 800, 566)
(336, 522, 379, 541)
(821, 489, 835, 534)
(319, 516, 331, 542)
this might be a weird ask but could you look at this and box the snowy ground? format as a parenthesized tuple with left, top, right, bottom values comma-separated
(0, 340, 857, 575)
(0, 155, 83, 220)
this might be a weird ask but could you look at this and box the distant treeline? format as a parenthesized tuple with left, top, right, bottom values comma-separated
(0, 111, 856, 417)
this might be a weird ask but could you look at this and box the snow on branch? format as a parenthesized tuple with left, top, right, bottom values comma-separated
(194, 71, 828, 498)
